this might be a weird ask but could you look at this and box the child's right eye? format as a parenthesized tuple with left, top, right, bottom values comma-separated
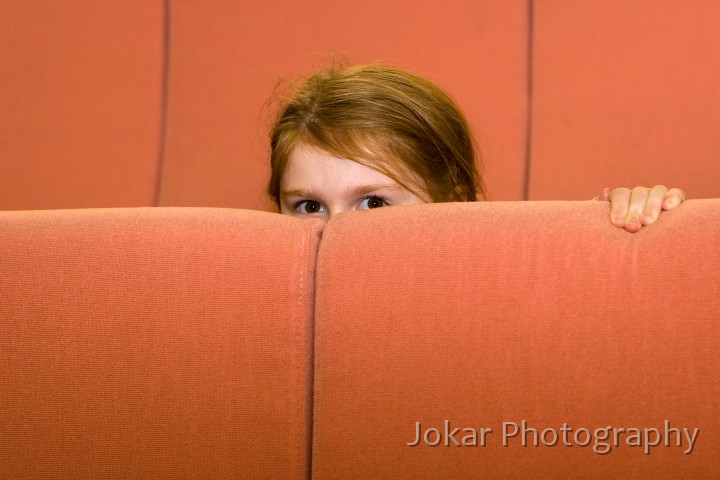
(296, 200, 324, 214)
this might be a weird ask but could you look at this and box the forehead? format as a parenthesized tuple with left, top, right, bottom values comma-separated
(281, 145, 401, 193)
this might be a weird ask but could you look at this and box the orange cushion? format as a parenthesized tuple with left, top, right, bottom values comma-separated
(312, 200, 720, 478)
(0, 208, 323, 478)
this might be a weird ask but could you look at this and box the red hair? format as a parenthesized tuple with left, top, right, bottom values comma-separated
(268, 65, 484, 204)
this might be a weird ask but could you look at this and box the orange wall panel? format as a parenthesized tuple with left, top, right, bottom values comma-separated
(160, 0, 529, 209)
(530, 0, 720, 200)
(4, 2, 718, 209)
(0, 1, 165, 210)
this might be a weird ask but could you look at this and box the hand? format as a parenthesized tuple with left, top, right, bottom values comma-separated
(597, 185, 687, 233)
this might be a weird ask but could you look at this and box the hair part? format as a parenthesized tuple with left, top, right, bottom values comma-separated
(268, 64, 485, 205)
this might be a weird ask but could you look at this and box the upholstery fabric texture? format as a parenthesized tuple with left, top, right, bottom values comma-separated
(312, 200, 720, 479)
(0, 208, 323, 479)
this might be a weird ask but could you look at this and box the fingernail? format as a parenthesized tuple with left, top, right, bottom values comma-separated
(626, 220, 641, 232)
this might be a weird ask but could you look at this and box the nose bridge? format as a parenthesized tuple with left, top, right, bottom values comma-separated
(326, 204, 351, 221)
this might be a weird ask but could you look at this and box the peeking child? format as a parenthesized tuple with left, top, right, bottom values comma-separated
(268, 65, 686, 231)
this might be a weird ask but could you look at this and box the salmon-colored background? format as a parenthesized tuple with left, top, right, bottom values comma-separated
(0, 0, 165, 210)
(530, 0, 720, 200)
(1, 0, 719, 210)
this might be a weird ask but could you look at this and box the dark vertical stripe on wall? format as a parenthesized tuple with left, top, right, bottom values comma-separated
(522, 0, 534, 201)
(154, 0, 171, 207)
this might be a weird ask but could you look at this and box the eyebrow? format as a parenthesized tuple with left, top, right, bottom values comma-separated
(281, 183, 404, 199)
(281, 187, 324, 200)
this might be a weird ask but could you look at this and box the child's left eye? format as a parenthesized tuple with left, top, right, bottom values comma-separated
(358, 196, 387, 210)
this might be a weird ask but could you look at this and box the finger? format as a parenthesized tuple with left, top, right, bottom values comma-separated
(662, 188, 688, 210)
(609, 187, 631, 228)
(624, 186, 651, 232)
(641, 185, 668, 225)
(597, 187, 610, 202)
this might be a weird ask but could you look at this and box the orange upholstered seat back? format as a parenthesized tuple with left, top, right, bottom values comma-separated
(0, 208, 322, 479)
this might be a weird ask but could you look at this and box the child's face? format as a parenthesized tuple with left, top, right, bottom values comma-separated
(279, 144, 428, 222)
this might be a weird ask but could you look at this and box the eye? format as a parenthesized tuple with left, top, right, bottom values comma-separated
(296, 200, 325, 214)
(358, 196, 388, 210)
